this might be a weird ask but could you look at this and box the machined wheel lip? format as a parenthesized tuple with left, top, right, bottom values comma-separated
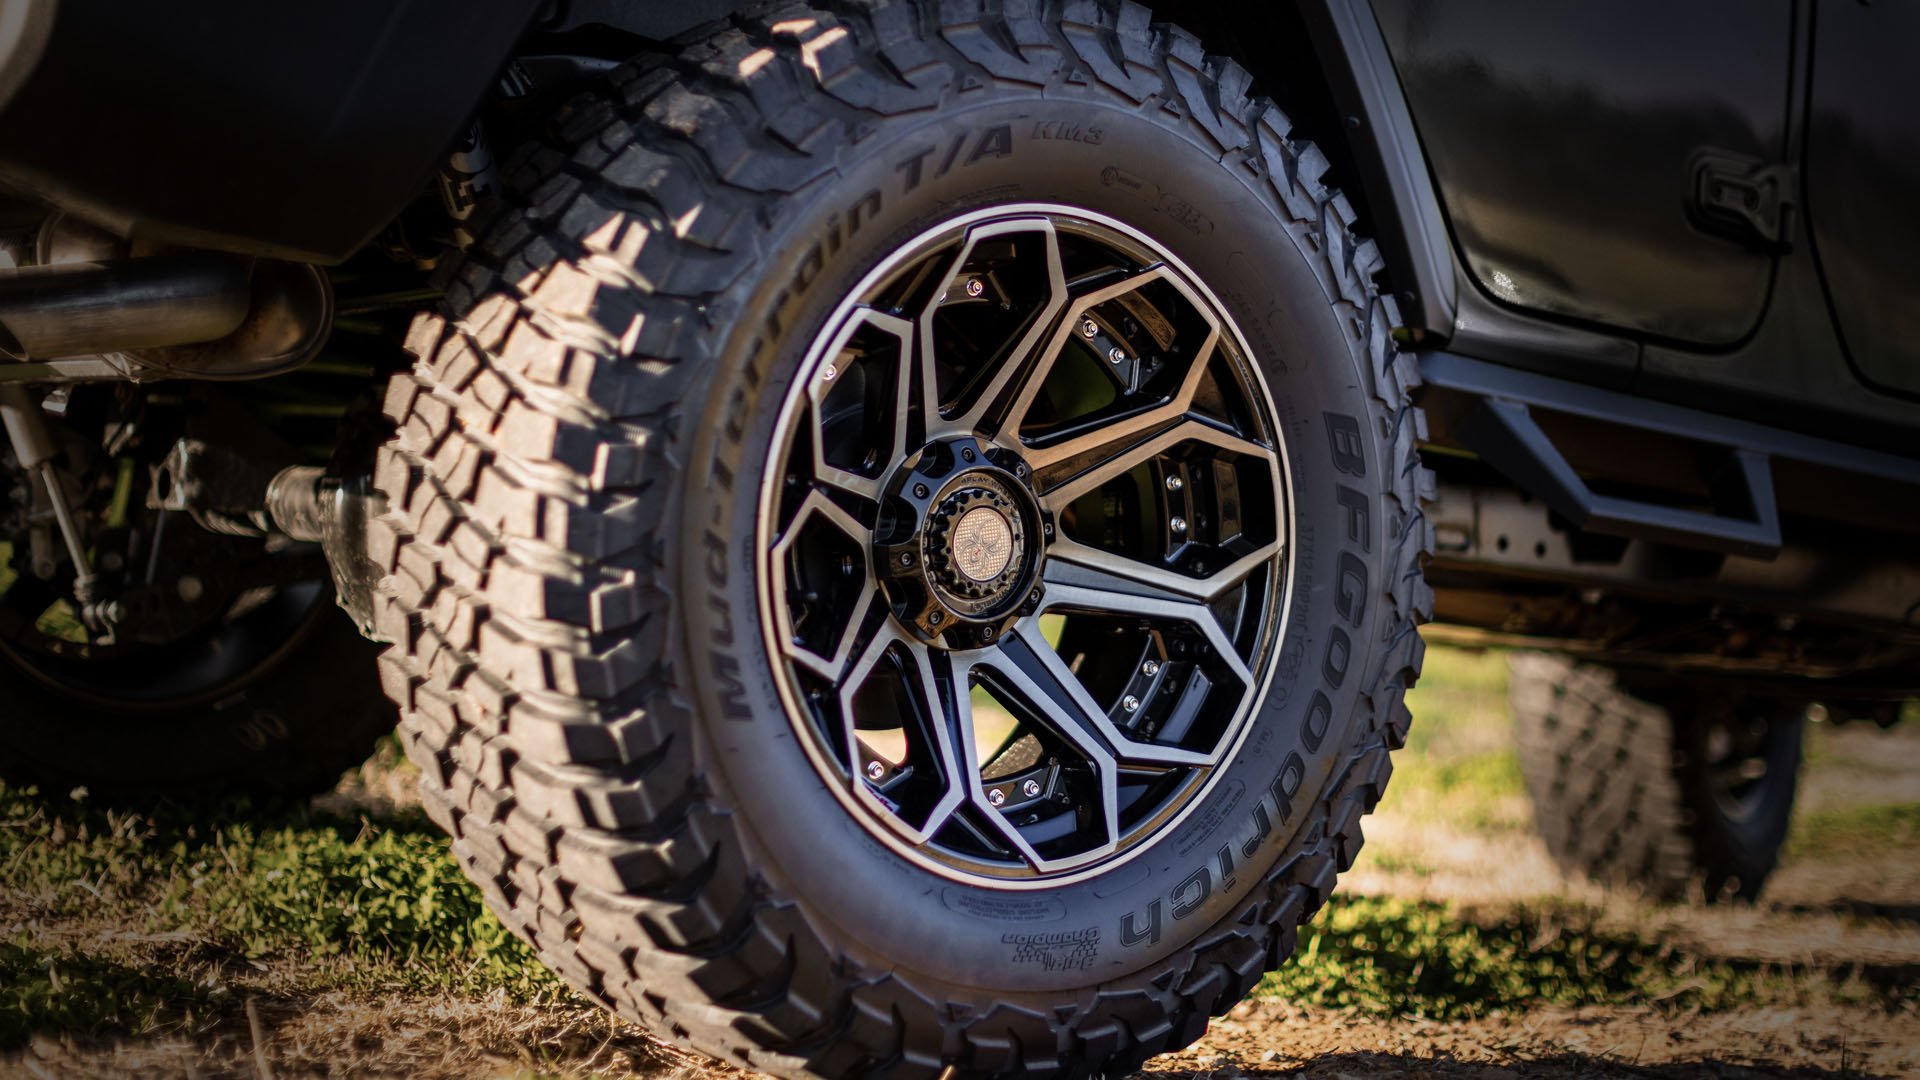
(755, 203, 1298, 890)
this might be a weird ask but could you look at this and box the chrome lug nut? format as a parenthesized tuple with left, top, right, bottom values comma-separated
(865, 760, 885, 780)
(1021, 779, 1042, 798)
(1108, 347, 1127, 365)
(1081, 317, 1099, 338)
(988, 788, 1006, 807)
(1122, 694, 1141, 713)
(1142, 659, 1161, 677)
(965, 277, 986, 298)
(1165, 475, 1184, 492)
(1169, 516, 1188, 536)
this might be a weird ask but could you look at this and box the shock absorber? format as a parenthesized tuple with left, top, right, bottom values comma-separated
(0, 382, 99, 606)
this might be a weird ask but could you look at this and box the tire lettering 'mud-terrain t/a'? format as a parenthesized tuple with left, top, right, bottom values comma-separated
(1121, 412, 1370, 948)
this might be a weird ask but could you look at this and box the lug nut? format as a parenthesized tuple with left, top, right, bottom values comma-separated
(1021, 779, 1042, 798)
(1081, 317, 1099, 338)
(1170, 516, 1188, 536)
(1108, 347, 1126, 365)
(929, 610, 944, 625)
(899, 552, 914, 567)
(1122, 694, 1141, 713)
(1165, 475, 1184, 492)
(981, 626, 996, 641)
(914, 483, 930, 498)
(961, 447, 975, 462)
(988, 788, 1006, 806)
(1142, 659, 1161, 677)
(965, 277, 986, 298)
(865, 760, 885, 780)
(821, 364, 838, 381)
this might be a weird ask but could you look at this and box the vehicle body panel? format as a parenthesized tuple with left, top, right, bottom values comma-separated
(1805, 0, 1920, 400)
(0, 0, 541, 263)
(1370, 0, 1793, 348)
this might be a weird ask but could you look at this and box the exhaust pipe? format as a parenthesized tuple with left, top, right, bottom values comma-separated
(0, 255, 252, 361)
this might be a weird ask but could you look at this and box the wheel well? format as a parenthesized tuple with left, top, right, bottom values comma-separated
(1135, 1, 1378, 240)
(523, 2, 1387, 294)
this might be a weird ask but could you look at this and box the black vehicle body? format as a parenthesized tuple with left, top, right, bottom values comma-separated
(4, 2, 1916, 679)
(2, 0, 1915, 1062)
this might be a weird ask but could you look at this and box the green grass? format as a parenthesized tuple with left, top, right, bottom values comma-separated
(1255, 893, 1905, 1020)
(0, 939, 225, 1048)
(1, 645, 1913, 1053)
(0, 783, 561, 1049)
(1785, 801, 1920, 860)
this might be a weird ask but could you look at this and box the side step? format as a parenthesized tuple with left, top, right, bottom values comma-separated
(1417, 352, 1920, 559)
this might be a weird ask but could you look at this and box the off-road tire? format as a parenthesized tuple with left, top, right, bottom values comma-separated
(1510, 653, 1802, 902)
(0, 598, 392, 801)
(372, 3, 1432, 1075)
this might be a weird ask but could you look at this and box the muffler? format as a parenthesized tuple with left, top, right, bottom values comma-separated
(0, 255, 251, 361)
(0, 243, 331, 381)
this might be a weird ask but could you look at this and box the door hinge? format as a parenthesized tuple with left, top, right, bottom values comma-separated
(1689, 151, 1796, 254)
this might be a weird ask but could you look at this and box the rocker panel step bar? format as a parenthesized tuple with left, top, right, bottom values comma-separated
(1418, 352, 1920, 558)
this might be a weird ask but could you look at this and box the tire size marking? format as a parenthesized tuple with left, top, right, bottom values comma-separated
(1119, 411, 1370, 948)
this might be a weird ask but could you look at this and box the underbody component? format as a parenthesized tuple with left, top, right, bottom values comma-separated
(0, 256, 250, 362)
(145, 438, 384, 636)
(0, 253, 332, 383)
(0, 382, 95, 605)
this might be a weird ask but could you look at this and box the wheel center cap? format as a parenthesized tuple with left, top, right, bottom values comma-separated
(952, 506, 1015, 582)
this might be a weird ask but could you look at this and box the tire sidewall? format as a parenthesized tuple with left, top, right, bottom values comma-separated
(677, 90, 1396, 992)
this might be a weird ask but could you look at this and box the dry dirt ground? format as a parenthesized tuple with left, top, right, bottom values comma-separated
(4, 648, 1917, 1079)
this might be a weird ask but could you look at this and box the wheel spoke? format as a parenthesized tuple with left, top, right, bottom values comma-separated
(1037, 578, 1253, 688)
(1039, 417, 1271, 511)
(770, 489, 878, 681)
(965, 639, 1123, 867)
(837, 627, 967, 845)
(989, 265, 1219, 450)
(919, 217, 1069, 440)
(806, 306, 915, 502)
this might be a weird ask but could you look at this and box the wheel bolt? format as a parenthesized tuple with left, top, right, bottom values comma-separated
(929, 610, 944, 625)
(865, 760, 885, 780)
(981, 626, 996, 641)
(965, 277, 986, 298)
(1022, 779, 1042, 798)
(1014, 462, 1027, 477)
(1081, 317, 1099, 339)
(1166, 475, 1184, 492)
(962, 447, 975, 462)
(1108, 347, 1126, 365)
(822, 364, 838, 381)
(914, 483, 930, 499)
(988, 788, 1006, 807)
(899, 552, 914, 567)
(1122, 694, 1141, 713)
(1170, 516, 1188, 536)
(1143, 659, 1161, 677)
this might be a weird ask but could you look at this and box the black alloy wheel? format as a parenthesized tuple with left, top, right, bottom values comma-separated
(763, 208, 1290, 882)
